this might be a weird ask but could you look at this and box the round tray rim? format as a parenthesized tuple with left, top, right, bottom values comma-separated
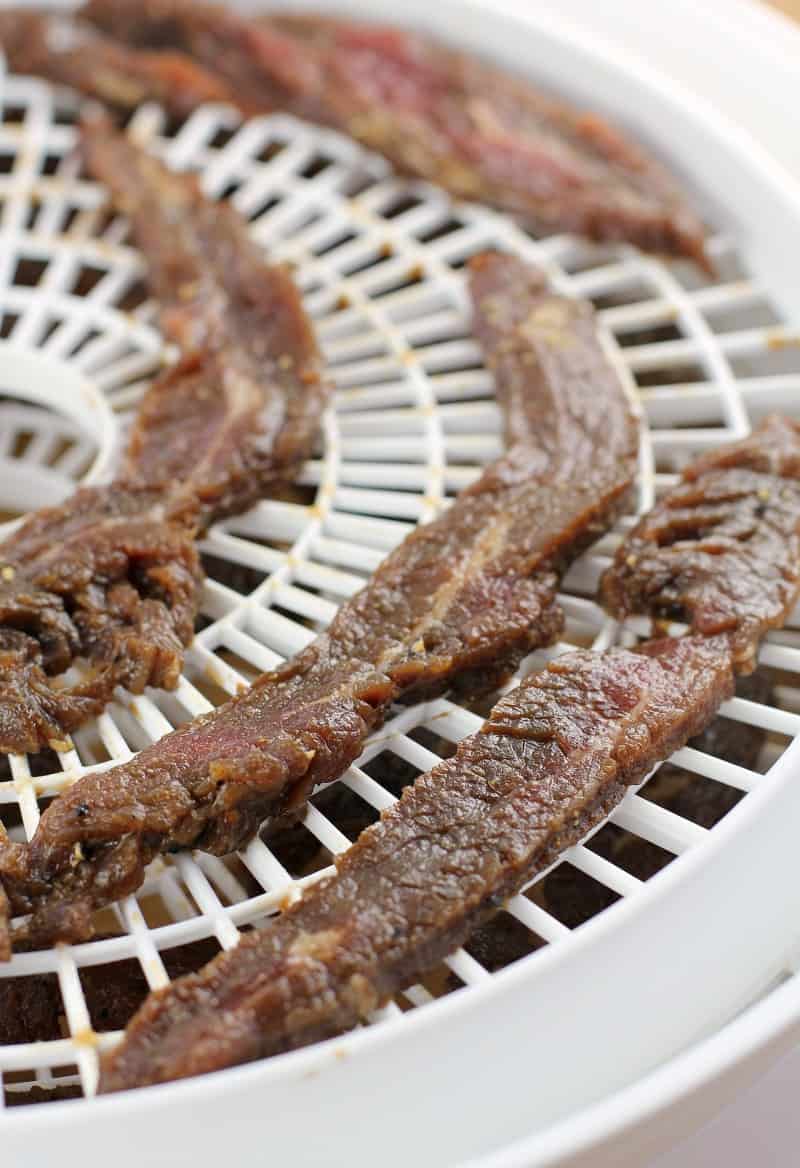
(3, 1, 800, 1164)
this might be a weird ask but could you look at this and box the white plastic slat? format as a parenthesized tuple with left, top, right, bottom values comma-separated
(0, 80, 797, 1101)
(612, 794, 708, 855)
(565, 844, 644, 898)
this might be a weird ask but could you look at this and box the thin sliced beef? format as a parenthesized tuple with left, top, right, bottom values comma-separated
(0, 11, 233, 118)
(81, 113, 326, 522)
(58, 0, 707, 264)
(545, 668, 770, 900)
(602, 414, 800, 672)
(0, 120, 324, 754)
(0, 252, 638, 951)
(99, 633, 734, 1090)
(634, 668, 770, 826)
(0, 485, 199, 754)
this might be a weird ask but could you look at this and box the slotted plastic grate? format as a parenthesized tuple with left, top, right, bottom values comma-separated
(1, 56, 800, 1117)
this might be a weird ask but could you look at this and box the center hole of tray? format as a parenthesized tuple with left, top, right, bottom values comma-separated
(0, 342, 116, 531)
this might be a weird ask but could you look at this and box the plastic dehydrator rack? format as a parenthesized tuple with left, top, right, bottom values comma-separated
(3, 1, 800, 1165)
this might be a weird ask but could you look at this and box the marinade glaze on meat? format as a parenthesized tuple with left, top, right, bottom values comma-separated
(81, 114, 326, 522)
(0, 118, 324, 753)
(602, 415, 800, 672)
(100, 633, 734, 1089)
(0, 485, 200, 755)
(3, 0, 709, 264)
(0, 253, 638, 952)
(102, 409, 800, 1089)
(0, 11, 234, 119)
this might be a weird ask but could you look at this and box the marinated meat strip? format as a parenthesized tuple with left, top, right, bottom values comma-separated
(0, 485, 200, 754)
(270, 670, 771, 922)
(602, 415, 800, 672)
(0, 11, 234, 119)
(99, 633, 734, 1090)
(542, 668, 771, 907)
(81, 114, 326, 522)
(635, 668, 770, 824)
(0, 252, 638, 951)
(0, 120, 324, 754)
(78, 0, 709, 264)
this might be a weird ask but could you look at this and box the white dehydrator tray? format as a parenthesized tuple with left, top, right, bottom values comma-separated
(2, 1, 800, 1165)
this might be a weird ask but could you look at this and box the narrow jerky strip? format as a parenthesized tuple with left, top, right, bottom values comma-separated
(0, 252, 637, 949)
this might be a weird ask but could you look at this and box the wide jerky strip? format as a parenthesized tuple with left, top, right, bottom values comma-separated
(0, 11, 233, 119)
(81, 0, 708, 266)
(0, 252, 638, 947)
(100, 633, 733, 1090)
(0, 484, 200, 754)
(602, 414, 800, 672)
(0, 121, 324, 753)
(82, 114, 326, 522)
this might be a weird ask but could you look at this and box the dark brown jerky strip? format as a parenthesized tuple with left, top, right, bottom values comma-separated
(0, 120, 324, 754)
(602, 414, 800, 673)
(82, 114, 326, 523)
(0, 484, 200, 754)
(0, 10, 234, 119)
(99, 633, 734, 1090)
(234, 668, 771, 916)
(80, 0, 708, 266)
(0, 252, 637, 949)
(539, 668, 771, 915)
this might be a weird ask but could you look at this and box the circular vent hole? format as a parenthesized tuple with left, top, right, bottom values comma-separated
(0, 344, 115, 529)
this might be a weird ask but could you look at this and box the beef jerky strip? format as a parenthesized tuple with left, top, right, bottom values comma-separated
(0, 483, 200, 754)
(602, 414, 800, 673)
(0, 121, 324, 753)
(0, 251, 638, 949)
(82, 0, 708, 267)
(0, 11, 233, 119)
(236, 668, 771, 919)
(81, 113, 326, 522)
(537, 668, 771, 919)
(99, 633, 733, 1090)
